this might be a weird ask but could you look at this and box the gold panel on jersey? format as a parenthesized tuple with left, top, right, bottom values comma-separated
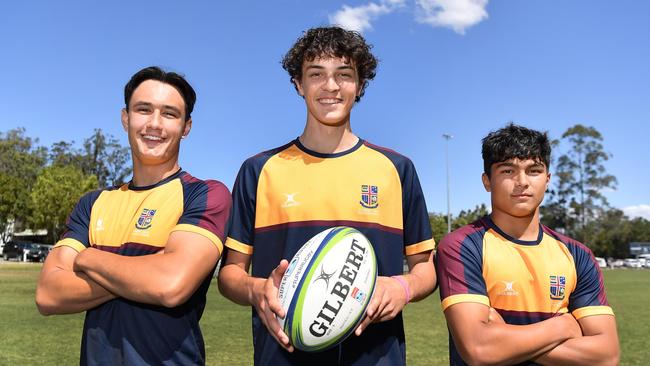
(172, 224, 224, 253)
(442, 294, 490, 311)
(225, 237, 254, 254)
(255, 145, 403, 230)
(405, 239, 435, 256)
(88, 182, 184, 247)
(54, 238, 87, 253)
(572, 306, 614, 319)
(482, 230, 577, 314)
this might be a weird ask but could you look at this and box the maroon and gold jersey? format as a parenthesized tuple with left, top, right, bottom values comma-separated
(55, 169, 231, 366)
(225, 138, 434, 365)
(436, 216, 613, 366)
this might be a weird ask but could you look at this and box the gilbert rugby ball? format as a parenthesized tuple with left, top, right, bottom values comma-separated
(277, 226, 377, 352)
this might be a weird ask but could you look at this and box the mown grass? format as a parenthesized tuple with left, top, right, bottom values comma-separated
(0, 263, 647, 365)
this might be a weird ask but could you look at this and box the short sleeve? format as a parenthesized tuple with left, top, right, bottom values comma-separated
(55, 190, 103, 253)
(568, 244, 614, 319)
(436, 226, 489, 311)
(400, 159, 435, 255)
(173, 179, 232, 253)
(224, 159, 259, 255)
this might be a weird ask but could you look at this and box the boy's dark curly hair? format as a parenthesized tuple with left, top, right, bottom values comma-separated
(481, 123, 552, 178)
(282, 26, 378, 102)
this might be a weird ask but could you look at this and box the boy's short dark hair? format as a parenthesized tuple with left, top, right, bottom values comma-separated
(282, 26, 378, 102)
(124, 66, 196, 121)
(481, 123, 551, 177)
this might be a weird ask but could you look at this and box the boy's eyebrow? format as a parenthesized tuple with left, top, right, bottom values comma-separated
(304, 64, 355, 71)
(131, 101, 182, 114)
(494, 160, 546, 168)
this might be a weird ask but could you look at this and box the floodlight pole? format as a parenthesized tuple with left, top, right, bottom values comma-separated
(443, 133, 453, 233)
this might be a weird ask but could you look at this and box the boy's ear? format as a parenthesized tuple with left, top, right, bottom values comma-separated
(293, 78, 304, 97)
(482, 173, 491, 192)
(121, 108, 129, 131)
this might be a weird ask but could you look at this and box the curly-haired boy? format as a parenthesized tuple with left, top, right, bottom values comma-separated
(219, 26, 437, 366)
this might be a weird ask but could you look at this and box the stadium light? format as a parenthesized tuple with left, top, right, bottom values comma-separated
(443, 133, 453, 233)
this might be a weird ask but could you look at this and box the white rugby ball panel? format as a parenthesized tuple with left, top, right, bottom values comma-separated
(277, 226, 377, 352)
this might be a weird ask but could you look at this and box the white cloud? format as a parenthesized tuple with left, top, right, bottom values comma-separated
(415, 0, 489, 34)
(329, 0, 406, 33)
(623, 204, 650, 220)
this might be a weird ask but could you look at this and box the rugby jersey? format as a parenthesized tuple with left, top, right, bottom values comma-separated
(436, 216, 613, 366)
(55, 169, 231, 366)
(224, 138, 435, 366)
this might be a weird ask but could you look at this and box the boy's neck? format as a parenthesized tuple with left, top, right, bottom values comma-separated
(130, 158, 181, 187)
(490, 209, 541, 242)
(299, 120, 358, 154)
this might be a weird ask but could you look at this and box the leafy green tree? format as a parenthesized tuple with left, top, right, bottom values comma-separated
(28, 165, 98, 243)
(50, 140, 84, 168)
(587, 209, 650, 258)
(453, 204, 489, 230)
(0, 128, 47, 241)
(81, 129, 131, 187)
(429, 204, 490, 244)
(542, 124, 617, 243)
(430, 213, 449, 244)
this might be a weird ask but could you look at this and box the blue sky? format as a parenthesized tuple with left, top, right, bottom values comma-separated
(1, 0, 648, 219)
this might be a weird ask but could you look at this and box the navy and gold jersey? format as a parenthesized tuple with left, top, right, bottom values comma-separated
(436, 216, 613, 366)
(55, 169, 231, 366)
(225, 138, 434, 365)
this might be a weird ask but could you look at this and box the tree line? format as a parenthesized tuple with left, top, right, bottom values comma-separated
(0, 128, 130, 244)
(2, 124, 649, 256)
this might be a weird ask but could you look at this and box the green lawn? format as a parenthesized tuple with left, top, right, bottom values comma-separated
(1, 263, 647, 365)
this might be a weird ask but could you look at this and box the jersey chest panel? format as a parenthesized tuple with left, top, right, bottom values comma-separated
(255, 146, 403, 229)
(482, 230, 577, 313)
(89, 182, 184, 248)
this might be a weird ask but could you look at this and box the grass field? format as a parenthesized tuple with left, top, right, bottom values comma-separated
(1, 263, 648, 365)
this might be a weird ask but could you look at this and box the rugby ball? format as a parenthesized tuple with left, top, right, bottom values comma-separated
(277, 226, 377, 352)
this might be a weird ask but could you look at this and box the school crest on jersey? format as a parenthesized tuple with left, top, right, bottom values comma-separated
(549, 275, 566, 300)
(360, 185, 379, 209)
(135, 208, 157, 230)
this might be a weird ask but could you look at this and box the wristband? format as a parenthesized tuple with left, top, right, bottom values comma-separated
(391, 275, 411, 303)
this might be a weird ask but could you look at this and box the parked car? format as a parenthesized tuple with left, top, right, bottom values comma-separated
(624, 258, 643, 268)
(38, 244, 53, 262)
(608, 259, 624, 268)
(595, 257, 607, 268)
(2, 241, 42, 262)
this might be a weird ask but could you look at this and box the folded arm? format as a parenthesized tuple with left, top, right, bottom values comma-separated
(36, 245, 116, 315)
(535, 314, 619, 366)
(74, 230, 221, 308)
(445, 302, 582, 366)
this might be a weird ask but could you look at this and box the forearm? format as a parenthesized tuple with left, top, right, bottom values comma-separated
(76, 248, 208, 307)
(36, 267, 115, 315)
(536, 336, 619, 366)
(535, 315, 620, 366)
(403, 251, 436, 302)
(473, 321, 566, 365)
(451, 314, 576, 366)
(217, 263, 263, 306)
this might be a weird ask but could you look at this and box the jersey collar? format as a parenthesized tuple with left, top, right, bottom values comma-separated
(294, 137, 364, 158)
(485, 215, 544, 246)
